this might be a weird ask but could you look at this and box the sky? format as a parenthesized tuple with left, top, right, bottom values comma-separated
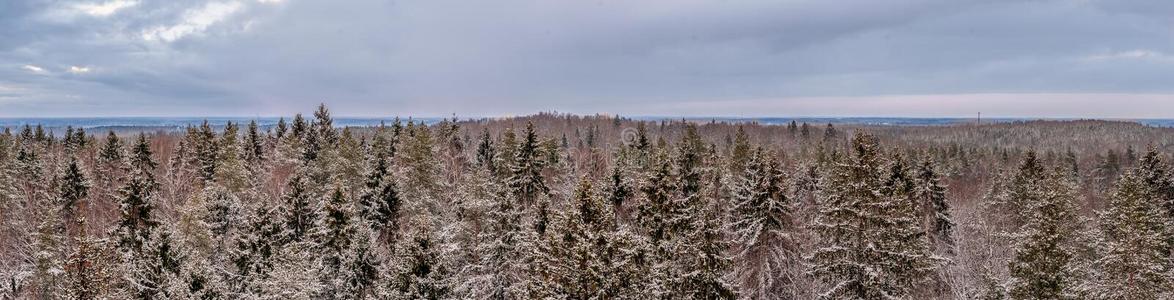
(2, 0, 1174, 118)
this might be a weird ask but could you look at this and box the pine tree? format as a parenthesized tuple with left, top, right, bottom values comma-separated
(605, 166, 634, 223)
(472, 172, 530, 299)
(216, 121, 250, 191)
(476, 129, 497, 173)
(1091, 169, 1171, 299)
(638, 149, 675, 244)
(275, 117, 289, 140)
(1133, 148, 1174, 253)
(987, 151, 1047, 231)
(729, 126, 752, 176)
(64, 217, 111, 300)
(538, 178, 613, 298)
(230, 204, 283, 297)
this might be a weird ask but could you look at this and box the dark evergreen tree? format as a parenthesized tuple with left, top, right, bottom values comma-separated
(394, 220, 449, 299)
(358, 155, 401, 241)
(245, 120, 265, 164)
(730, 148, 795, 299)
(114, 134, 160, 252)
(509, 122, 548, 206)
(913, 158, 954, 251)
(1007, 169, 1081, 299)
(58, 157, 89, 219)
(1091, 169, 1171, 298)
(194, 120, 219, 183)
(810, 132, 938, 299)
(280, 175, 318, 244)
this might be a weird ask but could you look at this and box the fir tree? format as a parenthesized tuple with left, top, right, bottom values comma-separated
(315, 187, 358, 298)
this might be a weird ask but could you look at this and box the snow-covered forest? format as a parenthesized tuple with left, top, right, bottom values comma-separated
(2, 104, 1173, 299)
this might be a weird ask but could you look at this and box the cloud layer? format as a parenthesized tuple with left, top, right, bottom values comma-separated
(2, 0, 1174, 117)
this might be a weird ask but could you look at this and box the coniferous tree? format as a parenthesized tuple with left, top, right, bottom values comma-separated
(194, 120, 219, 183)
(245, 119, 265, 164)
(1007, 168, 1082, 300)
(216, 121, 250, 191)
(510, 122, 548, 207)
(913, 159, 954, 251)
(95, 131, 129, 203)
(730, 148, 795, 299)
(114, 134, 160, 253)
(810, 132, 938, 299)
(1091, 169, 1171, 299)
(58, 157, 90, 220)
(359, 155, 401, 241)
(64, 217, 111, 300)
(393, 219, 449, 299)
(476, 129, 497, 173)
(280, 175, 318, 244)
(315, 187, 358, 298)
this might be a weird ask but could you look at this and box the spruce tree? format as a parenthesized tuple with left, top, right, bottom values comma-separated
(913, 158, 954, 251)
(393, 220, 449, 299)
(315, 187, 358, 298)
(509, 122, 548, 206)
(539, 179, 613, 298)
(58, 157, 90, 220)
(1091, 169, 1171, 299)
(810, 132, 938, 299)
(95, 131, 129, 201)
(730, 148, 795, 299)
(358, 155, 401, 241)
(1007, 168, 1081, 300)
(245, 120, 265, 164)
(114, 134, 160, 252)
(280, 175, 318, 244)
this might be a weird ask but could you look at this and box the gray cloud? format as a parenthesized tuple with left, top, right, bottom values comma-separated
(1, 0, 1173, 117)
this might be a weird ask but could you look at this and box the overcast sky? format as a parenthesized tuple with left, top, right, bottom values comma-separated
(2, 0, 1174, 118)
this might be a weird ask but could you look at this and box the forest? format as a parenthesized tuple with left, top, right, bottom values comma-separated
(1, 104, 1173, 299)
